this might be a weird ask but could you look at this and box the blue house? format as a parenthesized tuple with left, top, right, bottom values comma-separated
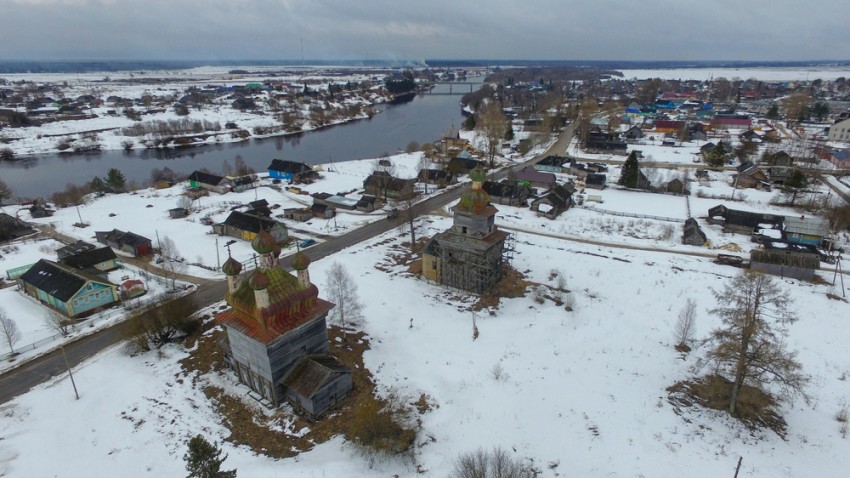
(18, 259, 119, 318)
(268, 159, 316, 182)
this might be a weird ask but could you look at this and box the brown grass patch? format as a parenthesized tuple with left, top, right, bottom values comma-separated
(472, 266, 531, 311)
(667, 374, 787, 438)
(180, 324, 420, 459)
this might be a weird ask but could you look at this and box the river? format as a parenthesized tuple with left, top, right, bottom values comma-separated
(0, 82, 475, 199)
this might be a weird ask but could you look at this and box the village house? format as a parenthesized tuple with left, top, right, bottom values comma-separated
(18, 259, 119, 318)
(59, 246, 120, 274)
(95, 229, 153, 257)
(515, 167, 556, 190)
(362, 172, 417, 201)
(421, 171, 511, 294)
(783, 215, 830, 247)
(446, 154, 483, 175)
(0, 213, 36, 242)
(417, 169, 455, 188)
(282, 207, 314, 222)
(535, 155, 568, 173)
(481, 181, 532, 207)
(188, 170, 232, 194)
(708, 204, 784, 235)
(530, 183, 574, 219)
(217, 233, 351, 416)
(267, 159, 318, 183)
(213, 211, 288, 243)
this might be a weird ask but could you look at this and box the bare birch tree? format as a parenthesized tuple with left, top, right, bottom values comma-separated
(324, 262, 363, 337)
(674, 298, 697, 352)
(707, 271, 808, 416)
(1, 309, 22, 355)
(158, 235, 185, 290)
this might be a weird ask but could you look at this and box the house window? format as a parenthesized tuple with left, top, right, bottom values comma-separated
(431, 260, 437, 270)
(462, 226, 467, 234)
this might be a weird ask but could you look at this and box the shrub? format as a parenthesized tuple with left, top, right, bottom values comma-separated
(347, 393, 416, 457)
(450, 447, 534, 478)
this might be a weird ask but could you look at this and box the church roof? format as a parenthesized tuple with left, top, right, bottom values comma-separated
(217, 266, 334, 344)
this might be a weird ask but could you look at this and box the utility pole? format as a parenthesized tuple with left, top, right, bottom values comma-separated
(60, 346, 79, 400)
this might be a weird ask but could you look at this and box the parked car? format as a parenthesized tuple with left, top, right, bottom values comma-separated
(387, 208, 399, 220)
(298, 238, 317, 248)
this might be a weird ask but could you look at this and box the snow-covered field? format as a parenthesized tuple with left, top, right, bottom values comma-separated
(618, 67, 850, 82)
(1, 212, 848, 477)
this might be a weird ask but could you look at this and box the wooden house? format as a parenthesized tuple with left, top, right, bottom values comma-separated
(168, 207, 189, 219)
(530, 183, 574, 219)
(446, 155, 483, 175)
(783, 215, 829, 247)
(281, 355, 354, 419)
(734, 162, 771, 190)
(95, 229, 153, 257)
(217, 235, 351, 413)
(0, 213, 36, 242)
(282, 207, 314, 222)
(535, 155, 567, 173)
(707, 204, 784, 235)
(267, 159, 318, 183)
(356, 195, 382, 212)
(623, 125, 644, 140)
(515, 167, 556, 189)
(310, 203, 334, 219)
(481, 181, 532, 207)
(229, 175, 257, 193)
(56, 240, 96, 261)
(417, 169, 455, 187)
(188, 170, 231, 194)
(60, 246, 119, 273)
(213, 211, 288, 243)
(18, 259, 119, 318)
(362, 172, 417, 201)
(585, 173, 607, 190)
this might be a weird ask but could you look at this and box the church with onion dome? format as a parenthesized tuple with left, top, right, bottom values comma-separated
(216, 230, 352, 418)
(421, 168, 511, 294)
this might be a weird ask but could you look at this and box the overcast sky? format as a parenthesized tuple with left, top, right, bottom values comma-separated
(2, 0, 848, 62)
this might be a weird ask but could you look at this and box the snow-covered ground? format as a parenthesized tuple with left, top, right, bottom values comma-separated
(1, 67, 387, 157)
(1, 212, 848, 477)
(618, 67, 850, 82)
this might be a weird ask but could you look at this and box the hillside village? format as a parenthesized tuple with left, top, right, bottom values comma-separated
(1, 66, 850, 477)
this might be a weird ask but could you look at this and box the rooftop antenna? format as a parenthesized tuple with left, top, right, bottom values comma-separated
(301, 37, 304, 68)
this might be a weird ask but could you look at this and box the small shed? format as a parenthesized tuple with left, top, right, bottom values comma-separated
(682, 218, 707, 246)
(281, 355, 353, 419)
(168, 207, 189, 219)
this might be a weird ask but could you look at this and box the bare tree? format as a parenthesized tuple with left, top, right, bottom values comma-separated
(158, 235, 186, 290)
(124, 295, 200, 352)
(0, 179, 12, 206)
(233, 155, 255, 176)
(44, 309, 73, 337)
(176, 195, 193, 211)
(674, 298, 697, 352)
(324, 262, 363, 337)
(1, 309, 22, 355)
(477, 101, 507, 167)
(707, 271, 808, 416)
(397, 198, 420, 251)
